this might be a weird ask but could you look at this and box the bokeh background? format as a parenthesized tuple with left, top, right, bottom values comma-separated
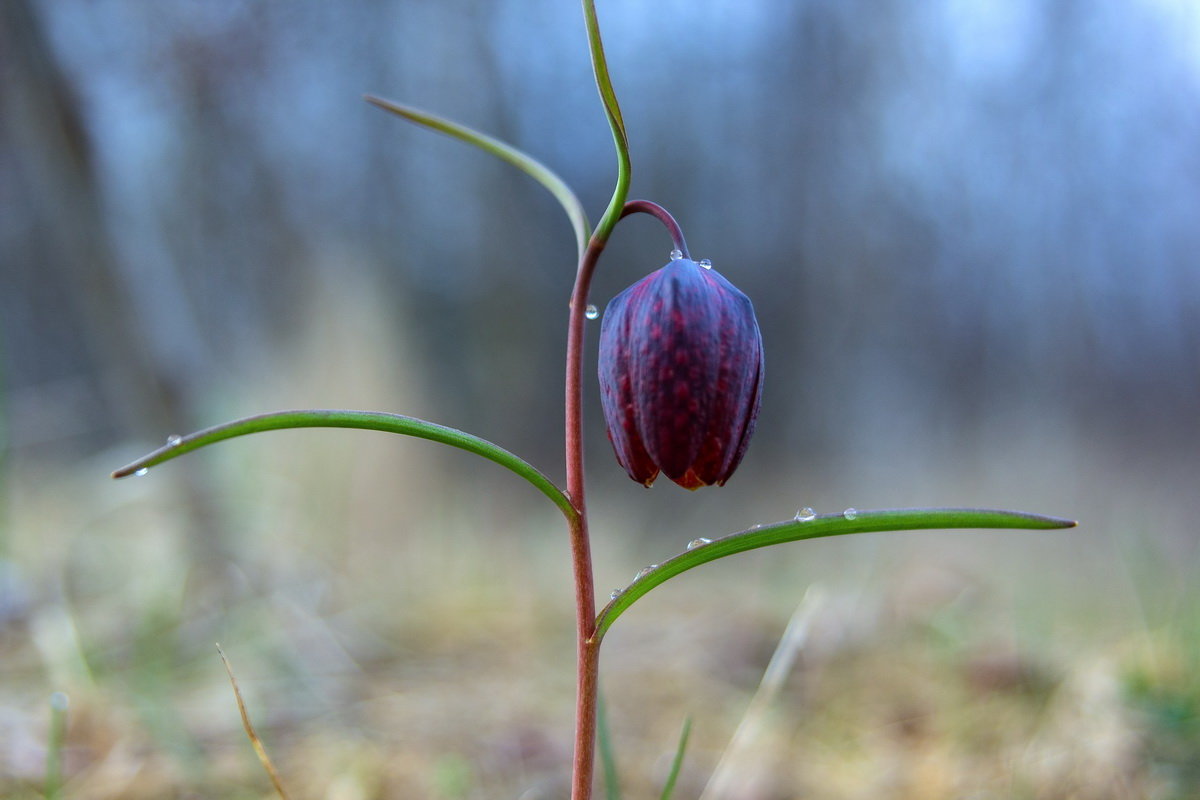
(3, 0, 1199, 797)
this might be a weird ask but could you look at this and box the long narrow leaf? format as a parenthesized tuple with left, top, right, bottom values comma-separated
(659, 717, 692, 800)
(365, 95, 591, 259)
(592, 508, 1076, 642)
(581, 0, 631, 243)
(597, 692, 623, 800)
(112, 409, 577, 522)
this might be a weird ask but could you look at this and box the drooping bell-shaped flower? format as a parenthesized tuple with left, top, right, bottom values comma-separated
(598, 257, 763, 489)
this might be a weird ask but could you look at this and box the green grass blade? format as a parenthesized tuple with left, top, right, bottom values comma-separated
(597, 692, 623, 800)
(581, 0, 631, 244)
(593, 508, 1077, 643)
(45, 692, 68, 800)
(111, 409, 577, 522)
(365, 95, 591, 259)
(659, 717, 692, 800)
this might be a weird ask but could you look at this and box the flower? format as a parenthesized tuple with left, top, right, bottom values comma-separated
(597, 258, 763, 489)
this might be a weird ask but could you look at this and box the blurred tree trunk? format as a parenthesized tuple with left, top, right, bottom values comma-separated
(0, 0, 232, 589)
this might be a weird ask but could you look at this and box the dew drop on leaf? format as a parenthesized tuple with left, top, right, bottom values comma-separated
(795, 507, 816, 522)
(133, 468, 149, 477)
(843, 508, 858, 520)
(686, 537, 712, 550)
(634, 564, 658, 580)
(166, 434, 182, 447)
(698, 258, 713, 269)
(610, 589, 624, 600)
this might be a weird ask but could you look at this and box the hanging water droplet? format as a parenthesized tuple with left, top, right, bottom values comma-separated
(610, 589, 624, 600)
(166, 434, 182, 447)
(634, 564, 659, 580)
(698, 258, 713, 269)
(669, 248, 684, 261)
(686, 537, 712, 550)
(843, 508, 858, 520)
(133, 468, 149, 477)
(584, 304, 599, 320)
(795, 507, 817, 522)
(49, 691, 69, 712)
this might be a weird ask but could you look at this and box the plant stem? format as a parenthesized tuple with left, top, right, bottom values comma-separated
(572, 2, 632, 796)
(565, 237, 606, 800)
(620, 200, 690, 259)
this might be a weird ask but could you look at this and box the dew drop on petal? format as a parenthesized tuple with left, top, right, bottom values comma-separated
(795, 507, 816, 522)
(133, 468, 149, 477)
(585, 304, 599, 320)
(687, 537, 712, 550)
(698, 258, 713, 269)
(166, 434, 182, 447)
(843, 508, 858, 520)
(610, 589, 624, 600)
(669, 248, 684, 261)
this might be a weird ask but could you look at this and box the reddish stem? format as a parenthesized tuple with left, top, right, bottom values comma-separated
(620, 200, 690, 259)
(566, 236, 606, 800)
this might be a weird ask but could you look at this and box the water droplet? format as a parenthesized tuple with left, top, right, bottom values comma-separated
(634, 564, 659, 580)
(686, 537, 712, 550)
(166, 434, 182, 447)
(751, 523, 762, 530)
(795, 507, 817, 522)
(698, 258, 713, 269)
(584, 304, 599, 320)
(610, 589, 624, 600)
(49, 691, 69, 712)
(843, 508, 858, 520)
(133, 468, 149, 477)
(669, 248, 684, 261)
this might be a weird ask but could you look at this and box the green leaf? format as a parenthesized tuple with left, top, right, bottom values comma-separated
(581, 0, 631, 244)
(597, 692, 623, 800)
(365, 95, 591, 260)
(658, 717, 692, 800)
(592, 508, 1077, 643)
(112, 409, 577, 522)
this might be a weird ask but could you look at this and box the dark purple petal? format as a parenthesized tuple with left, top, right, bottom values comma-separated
(597, 258, 763, 489)
(598, 290, 659, 485)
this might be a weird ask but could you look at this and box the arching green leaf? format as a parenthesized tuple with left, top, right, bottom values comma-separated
(592, 508, 1077, 642)
(365, 95, 591, 260)
(112, 409, 576, 522)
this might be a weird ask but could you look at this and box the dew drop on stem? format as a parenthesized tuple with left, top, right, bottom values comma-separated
(133, 468, 149, 477)
(584, 304, 599, 320)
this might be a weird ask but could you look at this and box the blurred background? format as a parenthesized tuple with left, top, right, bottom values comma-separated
(2, 0, 1199, 797)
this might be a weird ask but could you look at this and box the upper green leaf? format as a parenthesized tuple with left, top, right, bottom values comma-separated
(365, 95, 591, 260)
(581, 0, 631, 245)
